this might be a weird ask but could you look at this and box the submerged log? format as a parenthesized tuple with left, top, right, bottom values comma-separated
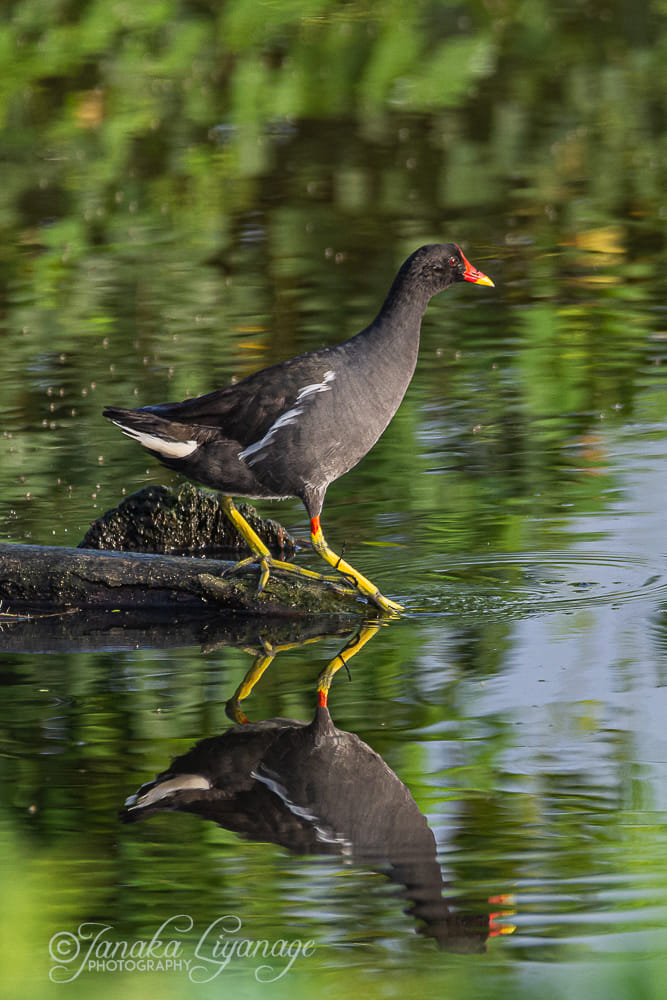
(0, 541, 362, 615)
(0, 486, 366, 616)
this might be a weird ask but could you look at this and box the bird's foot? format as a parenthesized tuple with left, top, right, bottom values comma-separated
(370, 591, 404, 615)
(219, 497, 360, 599)
(324, 565, 403, 615)
(329, 565, 402, 613)
(222, 552, 354, 597)
(221, 554, 270, 593)
(309, 520, 403, 616)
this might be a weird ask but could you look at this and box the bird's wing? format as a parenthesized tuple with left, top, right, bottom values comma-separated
(144, 351, 337, 449)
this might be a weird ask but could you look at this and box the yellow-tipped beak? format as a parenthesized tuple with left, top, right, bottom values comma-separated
(461, 250, 495, 287)
(468, 270, 495, 287)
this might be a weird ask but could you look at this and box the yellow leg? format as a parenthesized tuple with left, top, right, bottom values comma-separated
(220, 496, 344, 594)
(310, 516, 403, 615)
(316, 621, 382, 706)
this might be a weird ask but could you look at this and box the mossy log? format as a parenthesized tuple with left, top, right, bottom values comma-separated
(0, 541, 365, 615)
(0, 486, 366, 616)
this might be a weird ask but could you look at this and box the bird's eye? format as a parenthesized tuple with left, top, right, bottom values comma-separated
(448, 256, 458, 268)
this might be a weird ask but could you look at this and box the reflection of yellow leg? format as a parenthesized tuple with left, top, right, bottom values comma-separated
(225, 635, 323, 723)
(316, 621, 381, 707)
(226, 645, 276, 723)
(221, 496, 344, 594)
(226, 622, 382, 720)
(310, 515, 403, 615)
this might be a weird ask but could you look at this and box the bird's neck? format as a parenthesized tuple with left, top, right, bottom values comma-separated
(383, 264, 434, 313)
(359, 280, 431, 359)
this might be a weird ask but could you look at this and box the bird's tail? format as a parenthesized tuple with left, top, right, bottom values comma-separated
(103, 406, 198, 459)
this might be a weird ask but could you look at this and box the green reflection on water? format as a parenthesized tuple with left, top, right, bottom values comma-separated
(2, 1, 667, 997)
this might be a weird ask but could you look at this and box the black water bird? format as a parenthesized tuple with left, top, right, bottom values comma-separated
(104, 243, 493, 612)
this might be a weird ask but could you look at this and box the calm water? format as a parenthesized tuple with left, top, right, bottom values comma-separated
(2, 2, 667, 998)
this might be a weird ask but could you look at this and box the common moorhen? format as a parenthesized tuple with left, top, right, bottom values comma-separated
(104, 243, 493, 612)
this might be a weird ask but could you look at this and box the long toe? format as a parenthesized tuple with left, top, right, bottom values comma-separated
(257, 556, 271, 595)
(221, 553, 273, 595)
(221, 552, 357, 599)
(221, 555, 257, 578)
(372, 591, 404, 615)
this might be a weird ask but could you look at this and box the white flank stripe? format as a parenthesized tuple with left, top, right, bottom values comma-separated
(240, 406, 301, 461)
(113, 421, 198, 459)
(294, 369, 336, 402)
(240, 369, 335, 463)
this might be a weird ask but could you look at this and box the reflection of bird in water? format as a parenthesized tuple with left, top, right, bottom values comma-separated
(104, 244, 493, 613)
(121, 701, 511, 951)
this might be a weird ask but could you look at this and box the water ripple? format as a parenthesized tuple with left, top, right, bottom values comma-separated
(411, 550, 667, 615)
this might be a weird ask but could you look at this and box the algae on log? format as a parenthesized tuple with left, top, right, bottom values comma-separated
(0, 542, 362, 615)
(78, 483, 298, 557)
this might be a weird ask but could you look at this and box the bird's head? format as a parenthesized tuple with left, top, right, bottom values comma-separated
(406, 243, 495, 297)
